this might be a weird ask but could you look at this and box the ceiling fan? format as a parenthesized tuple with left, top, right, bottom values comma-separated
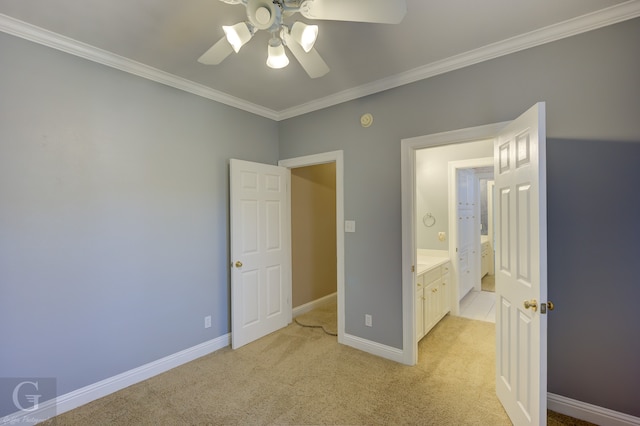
(198, 0, 407, 78)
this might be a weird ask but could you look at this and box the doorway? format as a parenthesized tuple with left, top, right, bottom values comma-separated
(290, 163, 337, 316)
(450, 163, 496, 322)
(400, 122, 508, 366)
(279, 151, 345, 344)
(447, 159, 495, 320)
(401, 103, 548, 425)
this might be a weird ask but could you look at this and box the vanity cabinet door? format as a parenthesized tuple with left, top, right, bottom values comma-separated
(424, 280, 440, 333)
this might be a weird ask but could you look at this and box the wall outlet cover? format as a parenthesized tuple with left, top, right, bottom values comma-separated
(365, 314, 372, 327)
(345, 220, 356, 233)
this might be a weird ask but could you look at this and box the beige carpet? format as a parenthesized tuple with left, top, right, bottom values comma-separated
(294, 298, 337, 336)
(42, 309, 594, 425)
(481, 274, 495, 292)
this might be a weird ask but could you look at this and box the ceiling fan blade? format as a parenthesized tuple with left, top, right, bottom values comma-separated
(299, 0, 406, 24)
(283, 31, 329, 78)
(197, 37, 233, 65)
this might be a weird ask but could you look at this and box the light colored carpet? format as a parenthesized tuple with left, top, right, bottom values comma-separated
(481, 274, 495, 292)
(294, 298, 337, 336)
(42, 308, 594, 425)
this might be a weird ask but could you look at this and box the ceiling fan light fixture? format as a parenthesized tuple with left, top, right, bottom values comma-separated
(266, 38, 289, 69)
(291, 22, 318, 52)
(223, 22, 252, 53)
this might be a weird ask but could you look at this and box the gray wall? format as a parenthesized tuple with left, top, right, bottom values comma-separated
(416, 140, 492, 250)
(547, 139, 640, 417)
(0, 31, 279, 407)
(1, 13, 639, 420)
(279, 18, 640, 416)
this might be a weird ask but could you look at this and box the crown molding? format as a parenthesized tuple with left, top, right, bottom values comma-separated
(276, 0, 640, 120)
(0, 13, 279, 121)
(2, 1, 639, 122)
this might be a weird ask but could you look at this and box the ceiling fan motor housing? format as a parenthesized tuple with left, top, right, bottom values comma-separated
(246, 0, 282, 31)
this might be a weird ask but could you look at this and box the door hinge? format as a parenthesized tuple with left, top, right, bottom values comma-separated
(411, 265, 415, 273)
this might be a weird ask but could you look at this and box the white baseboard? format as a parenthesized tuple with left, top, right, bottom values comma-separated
(342, 333, 405, 364)
(1, 333, 230, 426)
(292, 292, 337, 318)
(548, 393, 640, 426)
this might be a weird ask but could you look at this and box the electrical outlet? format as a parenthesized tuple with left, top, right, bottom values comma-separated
(204, 316, 211, 329)
(345, 220, 356, 233)
(365, 314, 372, 327)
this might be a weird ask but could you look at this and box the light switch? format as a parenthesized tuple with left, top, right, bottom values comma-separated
(345, 220, 356, 233)
(438, 232, 446, 242)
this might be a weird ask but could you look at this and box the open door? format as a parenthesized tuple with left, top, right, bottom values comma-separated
(494, 103, 548, 425)
(230, 159, 291, 349)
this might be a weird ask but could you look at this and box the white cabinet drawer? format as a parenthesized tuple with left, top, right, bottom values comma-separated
(422, 268, 441, 286)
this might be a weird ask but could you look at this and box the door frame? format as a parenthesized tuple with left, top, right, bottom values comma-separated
(279, 150, 345, 344)
(400, 122, 508, 365)
(447, 157, 493, 315)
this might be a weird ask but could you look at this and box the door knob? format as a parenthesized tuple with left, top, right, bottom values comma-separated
(235, 261, 243, 268)
(523, 299, 538, 312)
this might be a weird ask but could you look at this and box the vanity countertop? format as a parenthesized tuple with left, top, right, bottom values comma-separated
(416, 249, 450, 275)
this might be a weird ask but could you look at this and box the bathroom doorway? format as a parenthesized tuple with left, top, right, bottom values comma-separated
(415, 141, 495, 320)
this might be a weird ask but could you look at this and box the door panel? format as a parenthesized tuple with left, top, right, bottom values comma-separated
(457, 169, 475, 300)
(495, 103, 547, 425)
(230, 159, 291, 349)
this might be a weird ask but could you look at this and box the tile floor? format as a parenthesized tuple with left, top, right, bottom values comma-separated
(459, 290, 496, 323)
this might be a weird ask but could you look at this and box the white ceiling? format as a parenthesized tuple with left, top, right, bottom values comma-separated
(1, 0, 638, 120)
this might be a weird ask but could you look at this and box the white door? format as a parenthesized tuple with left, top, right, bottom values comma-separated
(494, 103, 548, 425)
(457, 169, 474, 300)
(230, 159, 291, 349)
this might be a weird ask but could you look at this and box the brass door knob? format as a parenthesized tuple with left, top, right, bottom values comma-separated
(523, 299, 538, 312)
(235, 261, 243, 268)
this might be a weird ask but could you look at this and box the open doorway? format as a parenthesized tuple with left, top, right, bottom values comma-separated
(415, 143, 494, 327)
(400, 122, 508, 366)
(290, 163, 337, 332)
(447, 162, 495, 322)
(278, 151, 345, 344)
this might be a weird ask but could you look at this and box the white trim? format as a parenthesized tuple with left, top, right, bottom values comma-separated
(2, 1, 640, 121)
(1, 334, 230, 425)
(292, 292, 337, 317)
(0, 14, 279, 121)
(400, 122, 508, 366)
(342, 333, 405, 364)
(548, 393, 640, 426)
(276, 1, 640, 120)
(278, 150, 345, 345)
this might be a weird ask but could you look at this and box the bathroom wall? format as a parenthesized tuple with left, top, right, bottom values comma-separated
(416, 140, 493, 250)
(291, 163, 337, 307)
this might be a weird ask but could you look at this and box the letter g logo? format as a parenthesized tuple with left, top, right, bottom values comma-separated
(12, 381, 42, 412)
